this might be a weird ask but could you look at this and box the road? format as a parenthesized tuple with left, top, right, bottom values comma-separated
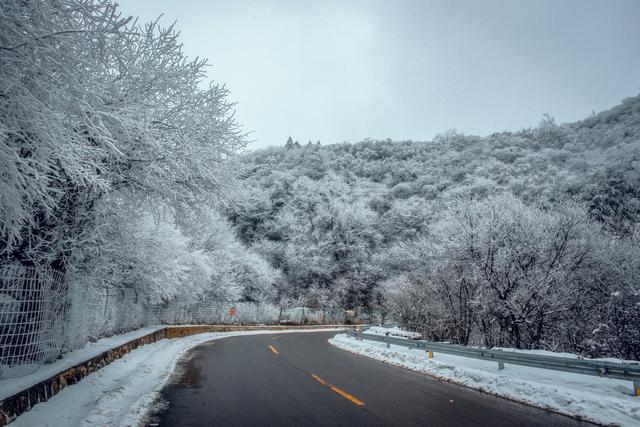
(150, 331, 591, 427)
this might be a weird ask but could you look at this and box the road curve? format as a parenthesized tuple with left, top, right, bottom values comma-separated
(149, 331, 592, 427)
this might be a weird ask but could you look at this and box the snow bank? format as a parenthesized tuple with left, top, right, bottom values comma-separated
(9, 328, 344, 427)
(329, 333, 640, 427)
(0, 326, 163, 401)
(364, 326, 422, 340)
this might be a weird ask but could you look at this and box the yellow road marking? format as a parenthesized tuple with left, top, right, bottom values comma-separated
(310, 373, 365, 406)
(268, 345, 279, 354)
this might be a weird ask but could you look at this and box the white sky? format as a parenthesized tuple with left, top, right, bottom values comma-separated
(117, 0, 640, 150)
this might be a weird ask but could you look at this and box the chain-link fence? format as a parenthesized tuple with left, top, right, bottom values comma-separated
(0, 266, 67, 379)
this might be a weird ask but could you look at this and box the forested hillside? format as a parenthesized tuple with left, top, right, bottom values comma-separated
(229, 96, 640, 358)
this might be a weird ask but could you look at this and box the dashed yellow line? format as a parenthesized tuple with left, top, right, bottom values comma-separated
(310, 373, 365, 406)
(268, 345, 279, 354)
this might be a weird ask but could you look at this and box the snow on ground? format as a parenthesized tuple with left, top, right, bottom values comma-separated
(0, 326, 164, 401)
(9, 328, 344, 427)
(364, 325, 422, 340)
(329, 333, 640, 427)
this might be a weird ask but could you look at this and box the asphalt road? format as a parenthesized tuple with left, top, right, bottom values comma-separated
(150, 331, 592, 427)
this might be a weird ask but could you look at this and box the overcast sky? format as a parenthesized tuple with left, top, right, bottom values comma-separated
(117, 0, 640, 150)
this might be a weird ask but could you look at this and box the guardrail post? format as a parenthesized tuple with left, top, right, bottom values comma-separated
(498, 361, 505, 371)
(634, 380, 640, 397)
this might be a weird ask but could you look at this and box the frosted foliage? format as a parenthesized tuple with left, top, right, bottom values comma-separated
(73, 210, 279, 306)
(237, 99, 640, 358)
(0, 0, 282, 361)
(381, 195, 640, 358)
(186, 210, 280, 302)
(434, 195, 593, 346)
(0, 0, 244, 268)
(117, 218, 212, 303)
(61, 210, 283, 350)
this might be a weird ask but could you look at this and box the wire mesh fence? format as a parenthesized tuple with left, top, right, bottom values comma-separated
(1, 265, 377, 380)
(63, 285, 149, 354)
(145, 301, 349, 326)
(0, 266, 67, 379)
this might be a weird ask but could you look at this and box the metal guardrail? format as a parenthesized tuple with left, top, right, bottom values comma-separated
(349, 327, 640, 396)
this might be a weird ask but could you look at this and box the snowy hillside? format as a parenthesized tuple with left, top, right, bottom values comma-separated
(230, 97, 640, 359)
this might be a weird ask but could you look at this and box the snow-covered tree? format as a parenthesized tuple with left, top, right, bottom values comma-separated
(0, 0, 244, 271)
(431, 194, 595, 348)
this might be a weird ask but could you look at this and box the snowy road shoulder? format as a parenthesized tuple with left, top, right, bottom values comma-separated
(329, 333, 640, 427)
(0, 327, 164, 402)
(9, 329, 344, 427)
